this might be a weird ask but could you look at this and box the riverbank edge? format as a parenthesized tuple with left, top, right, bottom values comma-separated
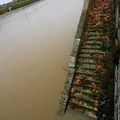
(115, 1, 120, 120)
(0, 0, 44, 15)
(58, 0, 90, 115)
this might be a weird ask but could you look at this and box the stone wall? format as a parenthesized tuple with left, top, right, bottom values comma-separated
(114, 0, 120, 120)
(115, 60, 120, 120)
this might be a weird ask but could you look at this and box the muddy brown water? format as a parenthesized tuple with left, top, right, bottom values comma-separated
(0, 0, 90, 120)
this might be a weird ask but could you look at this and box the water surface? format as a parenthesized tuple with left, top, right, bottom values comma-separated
(0, 0, 88, 120)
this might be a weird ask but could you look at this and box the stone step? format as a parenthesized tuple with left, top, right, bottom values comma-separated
(75, 67, 97, 75)
(83, 40, 102, 45)
(71, 93, 99, 104)
(78, 62, 97, 65)
(86, 36, 102, 40)
(80, 49, 103, 53)
(84, 31, 102, 36)
(74, 72, 101, 82)
(72, 81, 101, 91)
(70, 96, 98, 108)
(69, 78, 101, 104)
(81, 44, 101, 49)
(83, 42, 102, 46)
(79, 52, 105, 56)
(79, 54, 104, 59)
(69, 100, 98, 112)
(77, 62, 97, 68)
(85, 28, 103, 32)
(78, 58, 97, 64)
(75, 72, 97, 77)
(86, 25, 101, 29)
(73, 86, 100, 97)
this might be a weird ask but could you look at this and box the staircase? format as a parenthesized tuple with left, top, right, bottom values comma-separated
(67, 40, 106, 119)
(59, 0, 115, 119)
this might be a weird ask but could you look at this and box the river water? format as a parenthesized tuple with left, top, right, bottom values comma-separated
(0, 0, 89, 120)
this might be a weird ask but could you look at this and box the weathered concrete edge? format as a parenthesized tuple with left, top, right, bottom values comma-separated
(115, 59, 120, 120)
(58, 0, 90, 115)
(75, 0, 91, 39)
(114, 1, 120, 119)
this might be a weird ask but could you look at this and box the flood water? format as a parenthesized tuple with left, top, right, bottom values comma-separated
(0, 0, 89, 120)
